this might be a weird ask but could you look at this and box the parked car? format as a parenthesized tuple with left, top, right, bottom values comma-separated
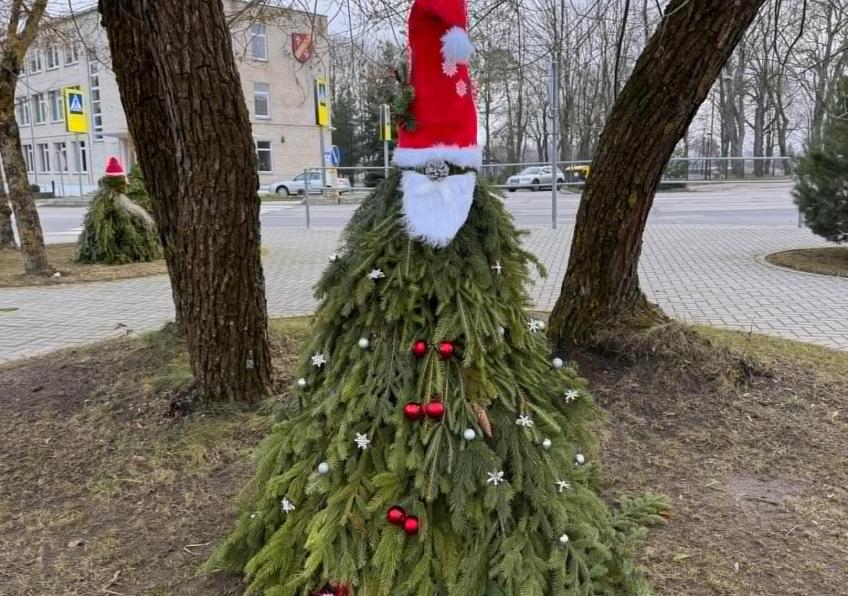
(562, 165, 591, 184)
(267, 172, 351, 196)
(506, 166, 565, 192)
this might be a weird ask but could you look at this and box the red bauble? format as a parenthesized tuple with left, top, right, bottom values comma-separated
(437, 341, 455, 360)
(403, 515, 420, 535)
(424, 399, 445, 419)
(387, 506, 407, 526)
(333, 585, 350, 596)
(411, 340, 428, 358)
(403, 402, 424, 421)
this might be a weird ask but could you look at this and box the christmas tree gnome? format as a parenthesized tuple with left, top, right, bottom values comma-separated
(75, 157, 160, 264)
(205, 0, 665, 594)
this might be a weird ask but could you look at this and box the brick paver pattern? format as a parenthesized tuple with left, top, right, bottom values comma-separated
(1, 225, 845, 365)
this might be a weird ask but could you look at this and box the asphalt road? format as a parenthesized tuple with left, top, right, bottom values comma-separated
(31, 182, 800, 245)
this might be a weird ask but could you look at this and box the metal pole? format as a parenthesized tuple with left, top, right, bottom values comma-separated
(75, 134, 84, 197)
(303, 168, 311, 229)
(549, 57, 559, 230)
(384, 140, 389, 176)
(318, 127, 327, 197)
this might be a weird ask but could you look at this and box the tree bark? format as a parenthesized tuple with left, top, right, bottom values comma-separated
(98, 0, 271, 402)
(548, 0, 767, 348)
(0, 65, 51, 273)
(0, 199, 15, 249)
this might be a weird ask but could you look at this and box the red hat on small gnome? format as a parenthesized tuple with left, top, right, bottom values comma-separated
(104, 156, 126, 177)
(394, 0, 480, 247)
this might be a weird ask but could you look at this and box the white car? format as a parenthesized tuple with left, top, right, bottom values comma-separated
(267, 172, 351, 196)
(506, 166, 565, 192)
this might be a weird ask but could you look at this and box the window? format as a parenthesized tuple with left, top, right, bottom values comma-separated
(256, 140, 272, 173)
(65, 41, 80, 65)
(32, 93, 47, 124)
(22, 144, 34, 173)
(46, 45, 60, 70)
(49, 90, 64, 122)
(15, 100, 30, 126)
(88, 56, 103, 140)
(249, 23, 268, 60)
(37, 143, 50, 172)
(71, 140, 88, 173)
(54, 142, 69, 173)
(254, 83, 270, 118)
(27, 50, 42, 73)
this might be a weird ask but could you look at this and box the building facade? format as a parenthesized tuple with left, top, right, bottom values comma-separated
(13, 2, 331, 196)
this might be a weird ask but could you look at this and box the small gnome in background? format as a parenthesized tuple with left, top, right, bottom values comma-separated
(75, 156, 160, 264)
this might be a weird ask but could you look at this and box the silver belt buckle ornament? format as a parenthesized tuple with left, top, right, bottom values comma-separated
(424, 159, 449, 182)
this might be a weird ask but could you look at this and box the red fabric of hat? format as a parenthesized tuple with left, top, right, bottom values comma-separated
(104, 156, 126, 177)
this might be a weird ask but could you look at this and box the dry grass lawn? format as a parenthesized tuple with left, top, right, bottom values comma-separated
(0, 243, 167, 288)
(766, 246, 848, 277)
(0, 318, 845, 595)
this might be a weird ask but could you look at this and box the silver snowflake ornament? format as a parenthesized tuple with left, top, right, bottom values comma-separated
(515, 415, 534, 427)
(368, 268, 385, 281)
(528, 319, 543, 333)
(564, 389, 579, 403)
(491, 261, 503, 275)
(424, 159, 450, 182)
(456, 79, 468, 97)
(310, 352, 327, 368)
(556, 480, 572, 493)
(487, 470, 505, 486)
(442, 60, 458, 77)
(354, 433, 371, 450)
(280, 497, 295, 513)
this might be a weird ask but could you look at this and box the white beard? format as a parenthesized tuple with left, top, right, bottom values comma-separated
(400, 171, 476, 248)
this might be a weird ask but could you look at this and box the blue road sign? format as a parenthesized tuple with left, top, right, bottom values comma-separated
(69, 93, 84, 114)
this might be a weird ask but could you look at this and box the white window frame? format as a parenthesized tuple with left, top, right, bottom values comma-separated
(88, 57, 104, 141)
(46, 44, 61, 70)
(27, 50, 42, 74)
(32, 93, 47, 125)
(65, 41, 80, 65)
(71, 140, 88, 173)
(254, 83, 271, 119)
(37, 143, 51, 173)
(22, 144, 34, 173)
(256, 140, 273, 173)
(15, 100, 30, 126)
(54, 142, 69, 173)
(249, 23, 268, 61)
(49, 90, 64, 122)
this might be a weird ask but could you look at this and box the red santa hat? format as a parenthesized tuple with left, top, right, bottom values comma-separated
(104, 156, 126, 177)
(394, 0, 480, 247)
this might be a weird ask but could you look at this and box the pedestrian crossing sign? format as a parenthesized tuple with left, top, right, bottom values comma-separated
(62, 87, 88, 133)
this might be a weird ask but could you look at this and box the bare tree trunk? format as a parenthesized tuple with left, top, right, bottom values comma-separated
(0, 72, 51, 273)
(548, 0, 767, 347)
(0, 199, 15, 249)
(98, 0, 271, 402)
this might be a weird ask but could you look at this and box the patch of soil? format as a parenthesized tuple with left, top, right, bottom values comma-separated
(576, 326, 848, 595)
(765, 246, 848, 277)
(0, 321, 310, 596)
(0, 243, 167, 288)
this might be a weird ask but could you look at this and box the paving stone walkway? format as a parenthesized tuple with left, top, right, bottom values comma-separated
(1, 225, 845, 365)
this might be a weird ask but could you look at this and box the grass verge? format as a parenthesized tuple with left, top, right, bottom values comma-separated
(0, 318, 845, 595)
(765, 246, 848, 277)
(0, 243, 167, 288)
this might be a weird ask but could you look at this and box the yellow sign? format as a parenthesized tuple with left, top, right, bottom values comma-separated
(379, 104, 392, 141)
(314, 77, 329, 127)
(62, 87, 88, 133)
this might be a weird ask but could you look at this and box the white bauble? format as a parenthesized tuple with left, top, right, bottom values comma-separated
(463, 428, 477, 441)
(551, 357, 564, 369)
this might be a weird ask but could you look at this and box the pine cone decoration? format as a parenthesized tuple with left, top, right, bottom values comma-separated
(473, 404, 492, 437)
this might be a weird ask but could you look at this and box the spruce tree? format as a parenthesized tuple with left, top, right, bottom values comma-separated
(794, 77, 848, 243)
(207, 1, 663, 592)
(206, 173, 664, 595)
(75, 159, 160, 264)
